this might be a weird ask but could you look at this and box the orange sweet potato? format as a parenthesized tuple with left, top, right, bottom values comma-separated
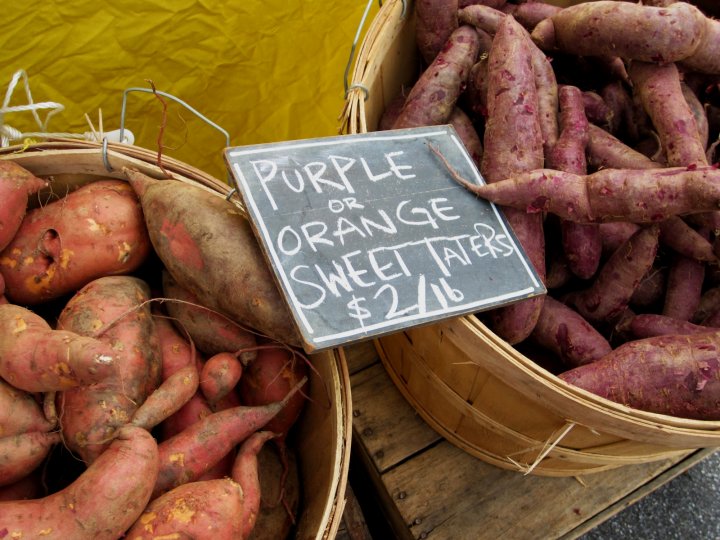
(0, 471, 41, 501)
(131, 364, 199, 431)
(57, 276, 161, 463)
(233, 431, 278, 538)
(0, 425, 158, 540)
(126, 478, 245, 539)
(0, 304, 117, 393)
(0, 431, 61, 487)
(200, 351, 244, 406)
(0, 161, 47, 252)
(239, 347, 308, 444)
(126, 169, 301, 347)
(162, 270, 257, 363)
(155, 312, 200, 379)
(0, 378, 55, 437)
(0, 179, 150, 305)
(153, 377, 305, 498)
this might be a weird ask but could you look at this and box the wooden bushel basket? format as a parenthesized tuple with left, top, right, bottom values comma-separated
(341, 0, 720, 477)
(0, 140, 352, 538)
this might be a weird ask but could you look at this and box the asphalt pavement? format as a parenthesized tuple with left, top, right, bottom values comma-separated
(581, 452, 720, 539)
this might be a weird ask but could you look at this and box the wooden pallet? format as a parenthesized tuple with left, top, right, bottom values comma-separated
(338, 340, 716, 540)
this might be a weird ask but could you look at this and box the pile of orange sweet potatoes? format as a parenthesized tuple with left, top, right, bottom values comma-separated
(0, 160, 307, 539)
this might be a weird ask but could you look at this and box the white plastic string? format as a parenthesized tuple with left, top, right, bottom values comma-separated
(0, 69, 133, 147)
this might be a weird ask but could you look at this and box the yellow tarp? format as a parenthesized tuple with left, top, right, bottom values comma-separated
(1, 0, 379, 179)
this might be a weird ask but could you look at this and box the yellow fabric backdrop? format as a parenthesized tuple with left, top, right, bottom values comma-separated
(0, 0, 379, 179)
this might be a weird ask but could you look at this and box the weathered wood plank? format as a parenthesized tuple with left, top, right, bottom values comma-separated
(342, 341, 379, 375)
(380, 441, 691, 540)
(351, 362, 441, 473)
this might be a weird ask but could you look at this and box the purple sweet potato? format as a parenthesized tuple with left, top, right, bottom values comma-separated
(582, 91, 613, 130)
(567, 225, 660, 324)
(477, 13, 546, 344)
(599, 222, 641, 257)
(0, 161, 47, 252)
(586, 124, 662, 171)
(532, 2, 707, 64)
(126, 169, 301, 347)
(508, 1, 562, 30)
(415, 0, 459, 65)
(659, 216, 717, 262)
(0, 303, 117, 393)
(681, 14, 720, 74)
(530, 296, 612, 368)
(459, 5, 558, 155)
(629, 61, 708, 168)
(549, 85, 600, 280)
(630, 266, 666, 309)
(0, 425, 158, 540)
(662, 254, 705, 321)
(693, 286, 720, 324)
(559, 331, 720, 420)
(394, 25, 481, 129)
(449, 107, 484, 167)
(629, 313, 714, 339)
(454, 166, 720, 224)
(0, 180, 151, 305)
(682, 82, 709, 151)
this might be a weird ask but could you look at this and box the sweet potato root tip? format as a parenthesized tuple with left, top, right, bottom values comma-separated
(232, 430, 279, 538)
(131, 364, 200, 431)
(153, 375, 307, 497)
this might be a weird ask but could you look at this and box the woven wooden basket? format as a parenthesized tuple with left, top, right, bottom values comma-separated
(0, 140, 352, 538)
(341, 0, 720, 477)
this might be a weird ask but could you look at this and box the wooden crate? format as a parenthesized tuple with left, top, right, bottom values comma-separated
(341, 341, 715, 540)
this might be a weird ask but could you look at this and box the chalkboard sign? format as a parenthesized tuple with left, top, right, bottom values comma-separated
(225, 126, 545, 352)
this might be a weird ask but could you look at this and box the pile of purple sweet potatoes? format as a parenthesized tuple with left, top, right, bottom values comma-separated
(0, 161, 307, 539)
(381, 0, 720, 420)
